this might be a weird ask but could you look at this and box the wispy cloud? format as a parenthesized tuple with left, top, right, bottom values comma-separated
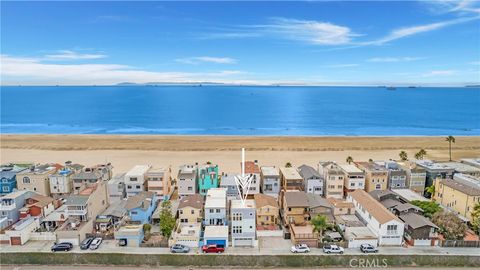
(1, 55, 248, 85)
(44, 50, 107, 60)
(255, 17, 358, 45)
(175, 56, 237, 65)
(367, 57, 425, 63)
(361, 16, 479, 45)
(423, 0, 480, 15)
(421, 70, 457, 77)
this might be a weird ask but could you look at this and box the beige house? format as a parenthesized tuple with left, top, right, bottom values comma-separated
(434, 173, 480, 222)
(327, 198, 355, 216)
(282, 191, 309, 226)
(56, 181, 109, 245)
(146, 166, 174, 201)
(318, 162, 344, 199)
(355, 162, 389, 192)
(16, 164, 58, 196)
(254, 193, 279, 226)
(279, 167, 304, 191)
(178, 194, 204, 224)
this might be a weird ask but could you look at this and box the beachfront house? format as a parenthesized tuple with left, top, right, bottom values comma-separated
(107, 173, 126, 203)
(177, 164, 197, 199)
(125, 191, 157, 224)
(242, 161, 261, 196)
(204, 188, 227, 226)
(347, 189, 405, 246)
(339, 164, 365, 195)
(16, 164, 57, 196)
(260, 166, 280, 198)
(178, 194, 204, 224)
(146, 166, 173, 201)
(298, 164, 324, 196)
(399, 162, 427, 194)
(318, 161, 344, 199)
(355, 162, 389, 192)
(415, 160, 455, 191)
(230, 199, 257, 247)
(219, 173, 240, 200)
(125, 165, 151, 198)
(279, 166, 303, 191)
(197, 164, 219, 196)
(1, 165, 26, 195)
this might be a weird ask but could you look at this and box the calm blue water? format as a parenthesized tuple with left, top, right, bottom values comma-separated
(1, 86, 479, 135)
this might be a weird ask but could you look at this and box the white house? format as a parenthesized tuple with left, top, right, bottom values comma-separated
(230, 199, 257, 247)
(204, 188, 227, 226)
(177, 164, 197, 199)
(5, 216, 41, 245)
(243, 161, 261, 196)
(347, 189, 404, 246)
(170, 222, 201, 248)
(203, 225, 229, 248)
(49, 168, 74, 196)
(107, 173, 126, 203)
(124, 165, 151, 198)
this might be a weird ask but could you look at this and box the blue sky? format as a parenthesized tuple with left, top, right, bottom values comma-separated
(1, 1, 480, 85)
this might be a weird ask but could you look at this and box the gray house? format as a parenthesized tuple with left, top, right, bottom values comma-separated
(298, 164, 324, 196)
(260, 166, 280, 198)
(219, 173, 240, 200)
(177, 164, 197, 199)
(230, 199, 256, 247)
(0, 190, 35, 229)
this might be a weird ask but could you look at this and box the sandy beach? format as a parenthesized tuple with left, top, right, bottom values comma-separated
(1, 135, 479, 173)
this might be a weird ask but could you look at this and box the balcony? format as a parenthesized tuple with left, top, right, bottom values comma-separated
(66, 209, 87, 216)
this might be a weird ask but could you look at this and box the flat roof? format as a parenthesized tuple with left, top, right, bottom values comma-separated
(279, 167, 302, 180)
(345, 226, 377, 240)
(109, 173, 126, 184)
(461, 158, 480, 168)
(118, 225, 143, 232)
(415, 160, 455, 171)
(177, 223, 201, 236)
(125, 165, 151, 176)
(205, 188, 227, 208)
(261, 166, 279, 176)
(441, 162, 480, 173)
(231, 199, 255, 209)
(335, 215, 364, 227)
(391, 189, 428, 202)
(339, 164, 363, 174)
(204, 225, 229, 238)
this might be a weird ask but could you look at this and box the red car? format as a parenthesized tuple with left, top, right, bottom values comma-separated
(201, 244, 225, 253)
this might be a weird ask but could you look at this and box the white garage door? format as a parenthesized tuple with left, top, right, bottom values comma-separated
(234, 239, 253, 246)
(58, 237, 79, 246)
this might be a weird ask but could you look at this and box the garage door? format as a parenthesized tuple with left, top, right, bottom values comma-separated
(234, 239, 252, 246)
(206, 239, 226, 247)
(58, 237, 79, 246)
(10, 237, 22, 246)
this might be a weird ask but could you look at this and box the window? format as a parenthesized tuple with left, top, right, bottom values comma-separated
(179, 210, 183, 215)
(136, 185, 140, 189)
(2, 186, 8, 192)
(187, 187, 192, 191)
(1, 178, 7, 183)
(209, 209, 214, 213)
(232, 226, 242, 234)
(232, 212, 242, 221)
(23, 177, 30, 184)
(130, 177, 138, 182)
(216, 209, 220, 213)
(191, 210, 194, 214)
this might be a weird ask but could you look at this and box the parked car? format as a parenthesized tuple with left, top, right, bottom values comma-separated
(89, 237, 103, 250)
(80, 237, 94, 250)
(51, 242, 73, 252)
(170, 244, 190, 253)
(360, 243, 378, 253)
(201, 244, 225, 253)
(323, 244, 344, 254)
(290, 244, 310, 253)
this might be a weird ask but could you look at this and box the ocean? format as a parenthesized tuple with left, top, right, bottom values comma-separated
(1, 85, 479, 135)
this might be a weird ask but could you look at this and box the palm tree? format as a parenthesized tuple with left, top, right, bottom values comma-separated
(446, 136, 455, 161)
(285, 162, 292, 168)
(425, 184, 435, 198)
(399, 151, 408, 161)
(415, 149, 427, 160)
(346, 156, 353, 164)
(311, 214, 328, 240)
